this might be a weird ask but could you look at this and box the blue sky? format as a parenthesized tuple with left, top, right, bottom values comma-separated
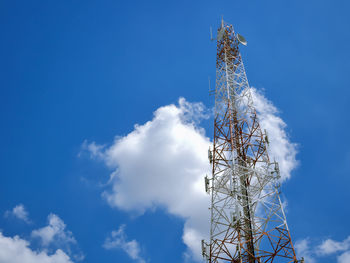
(1, 1, 350, 263)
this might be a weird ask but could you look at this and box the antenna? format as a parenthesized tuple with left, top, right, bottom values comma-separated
(210, 26, 214, 41)
(236, 33, 247, 46)
(209, 76, 215, 96)
(208, 76, 211, 92)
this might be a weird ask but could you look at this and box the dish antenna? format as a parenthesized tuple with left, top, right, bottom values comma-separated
(236, 33, 247, 46)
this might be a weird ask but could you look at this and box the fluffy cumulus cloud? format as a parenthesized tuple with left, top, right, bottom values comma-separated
(84, 93, 298, 261)
(103, 225, 145, 263)
(0, 232, 73, 263)
(296, 236, 350, 263)
(4, 204, 30, 223)
(85, 98, 211, 260)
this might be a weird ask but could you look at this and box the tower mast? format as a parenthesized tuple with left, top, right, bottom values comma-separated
(202, 20, 300, 263)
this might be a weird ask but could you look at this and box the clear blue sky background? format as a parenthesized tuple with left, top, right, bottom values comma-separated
(1, 0, 350, 262)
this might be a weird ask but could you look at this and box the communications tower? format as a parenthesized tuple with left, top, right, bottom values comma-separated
(202, 19, 302, 263)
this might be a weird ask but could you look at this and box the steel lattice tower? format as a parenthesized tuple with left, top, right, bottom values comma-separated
(201, 20, 301, 263)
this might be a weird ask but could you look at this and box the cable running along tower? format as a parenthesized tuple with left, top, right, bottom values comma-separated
(202, 20, 300, 263)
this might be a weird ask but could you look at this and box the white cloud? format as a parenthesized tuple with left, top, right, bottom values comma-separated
(0, 232, 73, 263)
(295, 236, 350, 263)
(295, 238, 316, 263)
(86, 98, 211, 261)
(31, 214, 83, 261)
(251, 88, 298, 181)
(80, 141, 105, 160)
(85, 94, 298, 261)
(103, 225, 146, 263)
(32, 214, 76, 247)
(4, 204, 30, 223)
(338, 251, 350, 263)
(316, 236, 350, 255)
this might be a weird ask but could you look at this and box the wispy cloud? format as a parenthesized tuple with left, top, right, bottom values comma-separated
(32, 213, 76, 246)
(4, 204, 31, 224)
(296, 236, 350, 263)
(32, 213, 84, 261)
(316, 236, 350, 255)
(251, 88, 298, 181)
(103, 225, 146, 263)
(295, 238, 316, 263)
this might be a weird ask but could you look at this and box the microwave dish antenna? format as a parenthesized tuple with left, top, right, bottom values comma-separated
(236, 33, 247, 46)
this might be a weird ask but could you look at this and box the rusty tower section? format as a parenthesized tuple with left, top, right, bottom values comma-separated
(202, 20, 300, 263)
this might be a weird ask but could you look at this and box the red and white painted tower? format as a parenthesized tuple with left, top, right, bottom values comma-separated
(202, 19, 302, 263)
